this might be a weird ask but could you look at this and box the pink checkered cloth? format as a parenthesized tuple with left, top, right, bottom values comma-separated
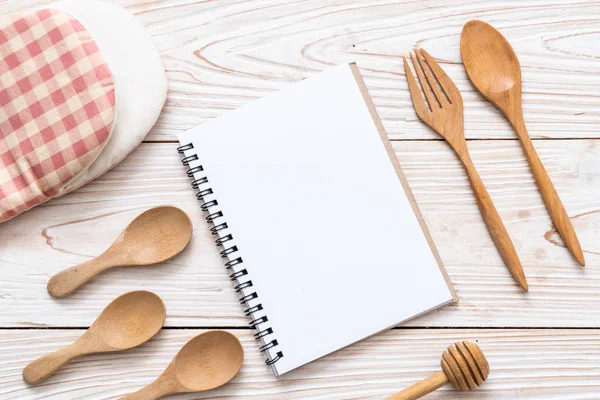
(0, 8, 115, 223)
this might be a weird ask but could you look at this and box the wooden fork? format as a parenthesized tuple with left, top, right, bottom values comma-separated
(403, 49, 528, 292)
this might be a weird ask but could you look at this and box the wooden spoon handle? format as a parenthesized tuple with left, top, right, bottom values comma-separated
(386, 371, 448, 400)
(121, 378, 177, 400)
(47, 254, 116, 298)
(461, 156, 528, 292)
(514, 123, 584, 266)
(23, 343, 80, 385)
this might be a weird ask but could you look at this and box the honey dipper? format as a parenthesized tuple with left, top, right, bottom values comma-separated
(386, 341, 490, 399)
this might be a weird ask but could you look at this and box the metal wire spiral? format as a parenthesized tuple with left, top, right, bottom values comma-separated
(178, 142, 283, 367)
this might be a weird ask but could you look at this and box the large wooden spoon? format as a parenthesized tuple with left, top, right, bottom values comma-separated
(121, 331, 244, 400)
(47, 206, 193, 298)
(23, 291, 166, 385)
(460, 20, 585, 266)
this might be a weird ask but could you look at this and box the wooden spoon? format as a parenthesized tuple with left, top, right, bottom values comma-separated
(47, 206, 193, 298)
(460, 20, 585, 266)
(23, 291, 166, 385)
(121, 331, 244, 400)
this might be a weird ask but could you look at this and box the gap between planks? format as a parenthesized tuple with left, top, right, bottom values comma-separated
(142, 137, 600, 144)
(2, 327, 599, 330)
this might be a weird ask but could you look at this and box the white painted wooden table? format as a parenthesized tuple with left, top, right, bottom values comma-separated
(1, 0, 599, 398)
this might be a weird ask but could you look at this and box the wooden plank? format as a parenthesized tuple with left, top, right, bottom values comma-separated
(3, 0, 598, 141)
(1, 328, 599, 399)
(1, 140, 598, 328)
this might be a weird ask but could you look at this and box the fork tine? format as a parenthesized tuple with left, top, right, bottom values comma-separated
(414, 50, 447, 105)
(402, 56, 430, 121)
(409, 52, 437, 112)
(420, 49, 462, 103)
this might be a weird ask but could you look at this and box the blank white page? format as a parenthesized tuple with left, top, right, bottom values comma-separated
(179, 63, 454, 376)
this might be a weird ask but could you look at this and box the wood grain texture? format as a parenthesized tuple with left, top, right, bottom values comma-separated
(0, 140, 598, 328)
(4, 0, 598, 141)
(1, 1, 599, 398)
(1, 328, 599, 399)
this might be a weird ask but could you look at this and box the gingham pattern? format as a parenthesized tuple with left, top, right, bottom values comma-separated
(0, 8, 115, 223)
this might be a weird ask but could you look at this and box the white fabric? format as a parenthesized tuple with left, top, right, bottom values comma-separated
(53, 0, 167, 194)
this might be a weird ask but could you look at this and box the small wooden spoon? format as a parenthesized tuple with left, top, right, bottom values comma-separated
(23, 291, 166, 385)
(121, 331, 244, 400)
(460, 20, 585, 266)
(47, 206, 193, 298)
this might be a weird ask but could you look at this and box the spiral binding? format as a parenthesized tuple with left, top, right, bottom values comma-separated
(178, 143, 284, 367)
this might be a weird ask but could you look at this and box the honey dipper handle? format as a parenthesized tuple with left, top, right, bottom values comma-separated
(386, 371, 448, 400)
(460, 154, 528, 292)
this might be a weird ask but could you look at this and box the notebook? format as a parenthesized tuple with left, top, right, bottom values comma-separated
(177, 63, 456, 376)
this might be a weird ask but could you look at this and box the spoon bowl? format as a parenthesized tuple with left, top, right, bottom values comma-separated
(119, 206, 193, 265)
(174, 330, 245, 391)
(47, 206, 193, 298)
(97, 290, 166, 349)
(121, 331, 244, 400)
(23, 291, 166, 385)
(461, 20, 521, 98)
